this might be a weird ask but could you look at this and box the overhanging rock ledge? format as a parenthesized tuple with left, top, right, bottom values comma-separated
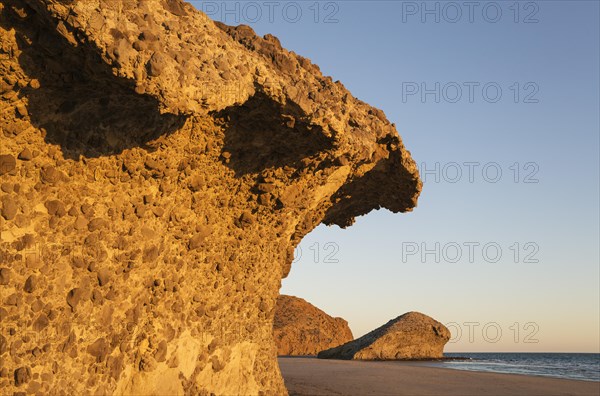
(0, 0, 421, 394)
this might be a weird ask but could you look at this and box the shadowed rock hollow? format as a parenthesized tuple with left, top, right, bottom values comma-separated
(273, 295, 353, 356)
(0, 0, 421, 394)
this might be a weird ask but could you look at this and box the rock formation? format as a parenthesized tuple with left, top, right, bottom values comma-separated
(318, 312, 450, 360)
(273, 295, 353, 356)
(0, 0, 421, 394)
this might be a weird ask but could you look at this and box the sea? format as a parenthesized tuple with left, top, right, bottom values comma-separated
(425, 353, 600, 382)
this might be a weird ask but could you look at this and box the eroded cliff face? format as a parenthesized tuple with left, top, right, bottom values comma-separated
(0, 0, 421, 394)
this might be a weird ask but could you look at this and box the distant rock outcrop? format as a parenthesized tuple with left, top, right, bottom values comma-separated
(274, 295, 353, 356)
(318, 312, 450, 360)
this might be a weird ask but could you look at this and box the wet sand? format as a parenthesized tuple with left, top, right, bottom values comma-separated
(278, 357, 600, 396)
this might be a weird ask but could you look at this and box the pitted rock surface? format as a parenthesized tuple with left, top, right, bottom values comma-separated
(0, 0, 421, 394)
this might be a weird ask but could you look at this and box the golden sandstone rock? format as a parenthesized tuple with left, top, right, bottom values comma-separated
(273, 295, 353, 356)
(0, 0, 421, 394)
(318, 312, 450, 360)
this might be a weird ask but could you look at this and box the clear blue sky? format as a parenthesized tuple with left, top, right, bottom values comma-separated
(193, 1, 600, 352)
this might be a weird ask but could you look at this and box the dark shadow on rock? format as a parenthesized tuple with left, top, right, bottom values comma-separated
(214, 91, 333, 177)
(322, 147, 420, 228)
(1, 1, 185, 160)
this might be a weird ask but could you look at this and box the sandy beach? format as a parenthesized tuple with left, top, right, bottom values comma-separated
(278, 357, 600, 396)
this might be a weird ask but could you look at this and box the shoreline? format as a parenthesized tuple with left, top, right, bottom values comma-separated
(278, 357, 600, 396)
(280, 356, 472, 362)
(397, 362, 599, 383)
